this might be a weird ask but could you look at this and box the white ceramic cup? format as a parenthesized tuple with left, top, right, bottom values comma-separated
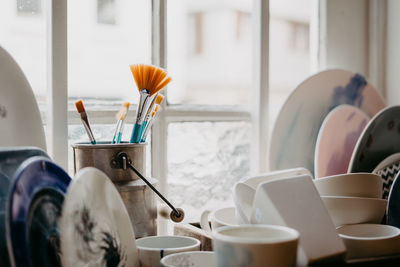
(136, 236, 201, 267)
(160, 251, 215, 267)
(212, 225, 299, 267)
(200, 207, 237, 234)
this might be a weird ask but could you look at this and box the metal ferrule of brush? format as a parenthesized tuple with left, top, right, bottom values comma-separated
(135, 90, 153, 125)
(81, 119, 96, 144)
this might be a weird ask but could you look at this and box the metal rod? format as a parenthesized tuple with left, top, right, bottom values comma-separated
(125, 159, 181, 218)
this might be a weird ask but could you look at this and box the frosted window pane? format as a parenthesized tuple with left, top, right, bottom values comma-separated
(168, 122, 251, 222)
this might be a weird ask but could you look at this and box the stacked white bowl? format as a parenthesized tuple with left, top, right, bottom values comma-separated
(314, 173, 400, 259)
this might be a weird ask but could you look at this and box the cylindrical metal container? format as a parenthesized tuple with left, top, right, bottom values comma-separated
(72, 142, 146, 182)
(72, 142, 157, 238)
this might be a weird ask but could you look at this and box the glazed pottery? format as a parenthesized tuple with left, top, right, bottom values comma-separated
(373, 153, 400, 199)
(212, 225, 299, 267)
(321, 196, 387, 227)
(160, 251, 215, 267)
(337, 224, 400, 259)
(60, 167, 138, 267)
(233, 182, 255, 224)
(315, 105, 369, 178)
(0, 147, 48, 267)
(0, 45, 46, 150)
(270, 69, 385, 176)
(200, 207, 237, 234)
(6, 157, 71, 267)
(251, 175, 346, 265)
(387, 172, 400, 228)
(136, 236, 200, 267)
(349, 106, 400, 174)
(242, 167, 311, 189)
(313, 173, 382, 198)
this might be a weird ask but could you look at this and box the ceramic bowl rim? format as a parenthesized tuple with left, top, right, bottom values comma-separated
(337, 224, 400, 241)
(136, 235, 201, 251)
(315, 172, 381, 182)
(160, 251, 215, 266)
(212, 224, 299, 244)
(212, 207, 237, 226)
(321, 196, 387, 203)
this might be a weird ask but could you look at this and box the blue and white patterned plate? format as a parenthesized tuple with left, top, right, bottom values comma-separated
(6, 157, 71, 267)
(0, 147, 49, 267)
(373, 153, 400, 199)
(269, 69, 385, 176)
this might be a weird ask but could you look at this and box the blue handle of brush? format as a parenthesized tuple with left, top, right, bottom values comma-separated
(130, 123, 142, 143)
(116, 132, 123, 144)
(139, 121, 148, 141)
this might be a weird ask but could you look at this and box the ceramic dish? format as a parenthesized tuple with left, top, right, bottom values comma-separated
(373, 153, 400, 199)
(161, 251, 215, 267)
(387, 171, 400, 228)
(233, 182, 254, 224)
(321, 196, 387, 227)
(270, 69, 385, 176)
(315, 105, 369, 178)
(337, 224, 400, 259)
(60, 167, 138, 267)
(0, 45, 46, 150)
(6, 157, 71, 267)
(349, 106, 400, 173)
(200, 207, 237, 234)
(136, 236, 200, 267)
(313, 173, 382, 198)
(212, 225, 299, 267)
(242, 167, 311, 190)
(0, 147, 49, 267)
(251, 175, 346, 265)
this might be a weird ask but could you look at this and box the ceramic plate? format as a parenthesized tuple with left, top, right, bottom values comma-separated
(373, 153, 400, 199)
(349, 106, 400, 174)
(6, 157, 71, 267)
(387, 172, 400, 227)
(315, 105, 369, 178)
(60, 167, 139, 267)
(0, 45, 46, 150)
(0, 147, 49, 267)
(269, 69, 385, 176)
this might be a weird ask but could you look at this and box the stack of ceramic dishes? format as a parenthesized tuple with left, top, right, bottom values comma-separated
(314, 173, 386, 227)
(314, 173, 400, 259)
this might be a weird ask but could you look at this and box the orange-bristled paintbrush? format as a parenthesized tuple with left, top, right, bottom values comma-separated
(75, 100, 96, 144)
(129, 64, 171, 143)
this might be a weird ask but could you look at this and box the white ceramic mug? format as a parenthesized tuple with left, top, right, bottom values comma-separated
(200, 207, 237, 234)
(136, 236, 201, 267)
(212, 225, 299, 267)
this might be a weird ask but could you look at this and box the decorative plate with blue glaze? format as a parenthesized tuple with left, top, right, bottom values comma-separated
(60, 167, 139, 267)
(6, 157, 71, 267)
(387, 172, 400, 227)
(314, 105, 369, 178)
(0, 147, 49, 267)
(349, 106, 400, 174)
(269, 69, 385, 176)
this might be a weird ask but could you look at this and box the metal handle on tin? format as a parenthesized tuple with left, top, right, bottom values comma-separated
(114, 152, 184, 223)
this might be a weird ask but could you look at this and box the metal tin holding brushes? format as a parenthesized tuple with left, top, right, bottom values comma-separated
(72, 142, 146, 182)
(72, 142, 157, 238)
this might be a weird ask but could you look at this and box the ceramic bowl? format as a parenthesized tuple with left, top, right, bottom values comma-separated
(314, 173, 382, 198)
(321, 196, 387, 227)
(337, 224, 400, 259)
(160, 251, 215, 267)
(200, 207, 237, 234)
(136, 236, 201, 267)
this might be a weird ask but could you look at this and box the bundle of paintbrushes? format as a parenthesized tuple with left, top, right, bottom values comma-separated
(74, 64, 169, 145)
(129, 64, 170, 143)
